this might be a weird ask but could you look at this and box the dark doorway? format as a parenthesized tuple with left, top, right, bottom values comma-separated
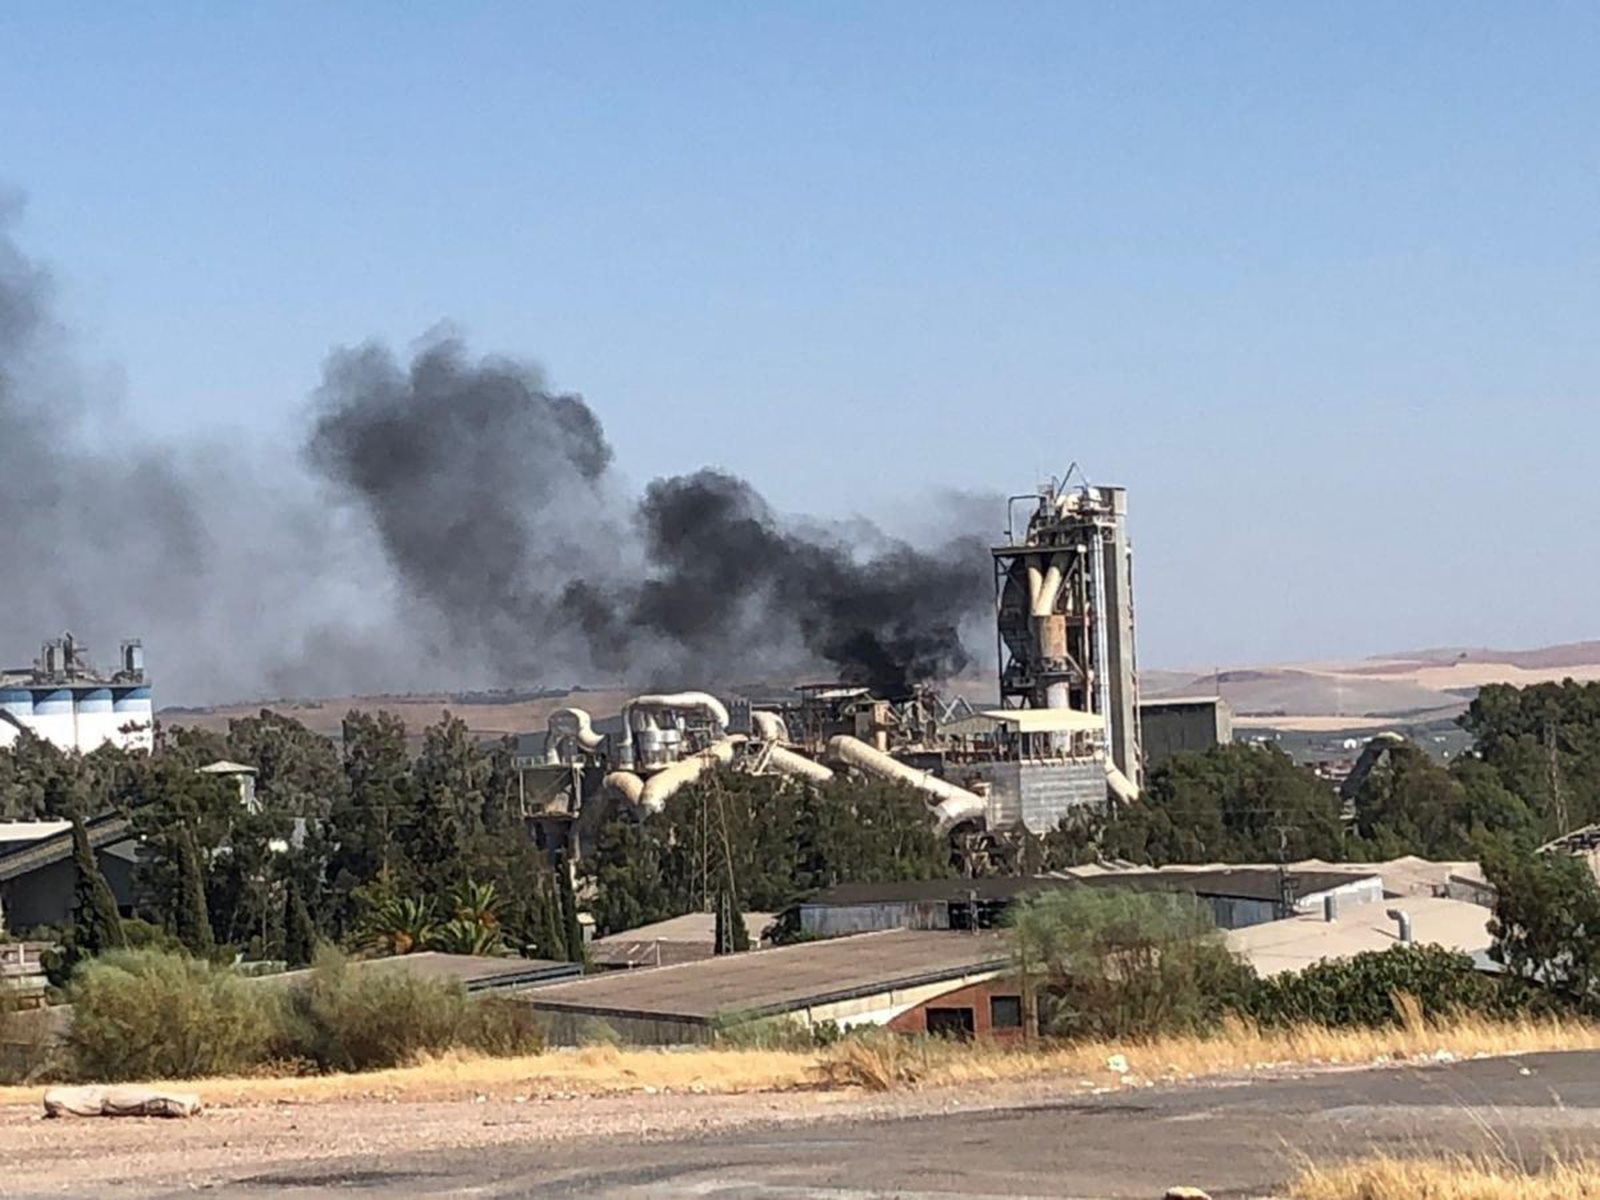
(925, 1006, 975, 1039)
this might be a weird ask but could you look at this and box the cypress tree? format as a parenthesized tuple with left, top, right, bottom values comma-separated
(556, 859, 585, 964)
(71, 817, 127, 956)
(175, 823, 214, 957)
(536, 876, 567, 962)
(283, 880, 317, 968)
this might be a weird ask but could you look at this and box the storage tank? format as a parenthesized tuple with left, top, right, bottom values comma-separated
(112, 686, 155, 751)
(29, 689, 76, 748)
(75, 688, 118, 751)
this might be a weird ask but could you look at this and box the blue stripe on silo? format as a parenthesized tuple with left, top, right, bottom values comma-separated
(113, 686, 153, 712)
(0, 688, 31, 715)
(77, 688, 114, 713)
(32, 689, 73, 714)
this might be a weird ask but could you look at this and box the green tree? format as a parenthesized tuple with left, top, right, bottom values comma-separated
(555, 858, 585, 963)
(405, 714, 482, 893)
(585, 818, 675, 937)
(70, 816, 128, 957)
(1011, 887, 1253, 1040)
(434, 879, 507, 955)
(1348, 741, 1537, 860)
(1045, 745, 1346, 867)
(1462, 681, 1600, 836)
(1481, 838, 1600, 1010)
(328, 710, 416, 924)
(535, 875, 568, 961)
(283, 879, 318, 968)
(175, 822, 215, 956)
(357, 894, 438, 957)
(225, 709, 346, 820)
(127, 758, 234, 940)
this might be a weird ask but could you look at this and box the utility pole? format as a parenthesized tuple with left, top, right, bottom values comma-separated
(1546, 720, 1570, 835)
(1271, 822, 1298, 920)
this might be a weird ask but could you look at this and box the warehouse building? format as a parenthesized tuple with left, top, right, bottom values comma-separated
(1138, 696, 1233, 769)
(517, 929, 1015, 1045)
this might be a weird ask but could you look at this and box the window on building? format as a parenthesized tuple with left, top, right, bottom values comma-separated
(925, 1006, 975, 1039)
(989, 995, 1023, 1029)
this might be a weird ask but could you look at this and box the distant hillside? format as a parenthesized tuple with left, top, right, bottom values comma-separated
(160, 640, 1600, 741)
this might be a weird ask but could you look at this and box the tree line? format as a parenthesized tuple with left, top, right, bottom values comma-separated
(4, 677, 1600, 977)
(1042, 680, 1592, 869)
(0, 710, 583, 970)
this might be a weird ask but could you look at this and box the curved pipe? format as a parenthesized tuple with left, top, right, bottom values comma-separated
(638, 740, 737, 812)
(763, 743, 834, 783)
(825, 735, 986, 832)
(749, 710, 791, 743)
(1030, 555, 1067, 617)
(603, 770, 644, 806)
(544, 707, 606, 763)
(623, 692, 731, 733)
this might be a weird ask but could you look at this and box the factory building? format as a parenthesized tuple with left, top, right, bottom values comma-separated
(1139, 696, 1233, 769)
(516, 474, 1154, 857)
(0, 634, 153, 755)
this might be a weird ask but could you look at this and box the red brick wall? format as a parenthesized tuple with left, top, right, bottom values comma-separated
(886, 977, 1028, 1042)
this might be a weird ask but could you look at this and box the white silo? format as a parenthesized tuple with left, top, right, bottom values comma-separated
(29, 688, 76, 748)
(112, 685, 155, 751)
(76, 687, 119, 751)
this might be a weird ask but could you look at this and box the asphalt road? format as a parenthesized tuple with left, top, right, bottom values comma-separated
(78, 1053, 1600, 1199)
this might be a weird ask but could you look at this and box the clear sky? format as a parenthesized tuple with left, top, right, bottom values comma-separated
(2, 3, 1596, 670)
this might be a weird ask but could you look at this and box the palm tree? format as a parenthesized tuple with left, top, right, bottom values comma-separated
(360, 895, 438, 956)
(447, 879, 502, 932)
(432, 916, 507, 956)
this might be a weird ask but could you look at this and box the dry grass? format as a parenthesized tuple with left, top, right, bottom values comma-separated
(0, 1044, 818, 1108)
(2, 1006, 1598, 1108)
(819, 1003, 1600, 1093)
(1290, 1154, 1600, 1199)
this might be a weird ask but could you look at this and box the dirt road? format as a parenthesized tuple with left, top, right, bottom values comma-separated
(6, 1051, 1600, 1198)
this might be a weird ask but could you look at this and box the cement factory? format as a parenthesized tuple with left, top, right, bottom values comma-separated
(520, 478, 1225, 865)
(0, 634, 154, 754)
(1, 478, 1229, 863)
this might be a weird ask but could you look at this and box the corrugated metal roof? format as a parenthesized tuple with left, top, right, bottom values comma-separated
(520, 929, 1011, 1022)
(265, 952, 579, 993)
(1227, 896, 1493, 977)
(980, 708, 1106, 734)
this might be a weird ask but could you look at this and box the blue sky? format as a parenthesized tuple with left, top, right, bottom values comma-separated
(3, 3, 1597, 668)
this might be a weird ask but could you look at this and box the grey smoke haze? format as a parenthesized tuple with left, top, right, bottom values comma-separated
(2, 208, 994, 703)
(305, 339, 993, 696)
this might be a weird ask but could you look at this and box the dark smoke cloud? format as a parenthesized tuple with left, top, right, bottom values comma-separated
(4, 198, 995, 702)
(304, 336, 624, 681)
(625, 471, 986, 694)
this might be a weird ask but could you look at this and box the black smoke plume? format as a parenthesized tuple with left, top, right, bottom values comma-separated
(305, 337, 992, 696)
(3, 200, 993, 701)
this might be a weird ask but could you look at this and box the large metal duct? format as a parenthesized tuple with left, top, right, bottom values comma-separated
(825, 735, 986, 832)
(623, 692, 731, 732)
(759, 742, 835, 784)
(603, 770, 645, 806)
(749, 710, 791, 744)
(543, 707, 606, 764)
(637, 739, 738, 812)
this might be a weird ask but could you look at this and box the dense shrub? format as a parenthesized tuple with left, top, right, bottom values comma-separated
(67, 949, 279, 1081)
(460, 995, 546, 1058)
(1012, 888, 1255, 1040)
(1241, 944, 1502, 1029)
(275, 949, 470, 1072)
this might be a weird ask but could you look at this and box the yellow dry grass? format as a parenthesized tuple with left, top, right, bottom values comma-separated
(0, 1045, 818, 1108)
(3, 1007, 1597, 1108)
(814, 1005, 1600, 1092)
(1290, 1154, 1600, 1199)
